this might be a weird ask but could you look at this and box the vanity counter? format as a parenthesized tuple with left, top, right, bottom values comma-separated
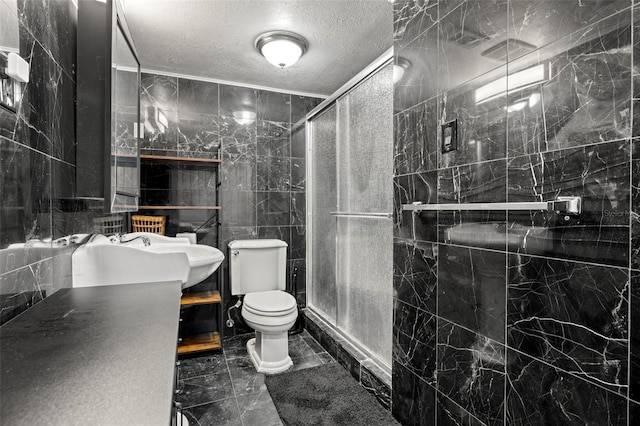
(0, 281, 182, 426)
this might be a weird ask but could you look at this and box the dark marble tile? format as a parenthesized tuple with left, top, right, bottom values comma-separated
(394, 99, 438, 174)
(632, 138, 640, 270)
(289, 225, 305, 259)
(507, 141, 630, 267)
(220, 117, 256, 159)
(219, 190, 256, 227)
(508, 255, 628, 394)
(220, 84, 257, 121)
(256, 192, 290, 226)
(179, 353, 228, 380)
(290, 354, 324, 372)
(506, 350, 628, 425)
(393, 171, 438, 242)
(223, 333, 254, 360)
(256, 155, 290, 191)
(256, 226, 290, 246)
(290, 95, 322, 123)
(438, 0, 509, 92)
(256, 120, 290, 158)
(141, 74, 179, 155)
(436, 392, 486, 426)
(236, 390, 283, 426)
(290, 122, 305, 158)
(392, 0, 438, 47)
(181, 397, 242, 426)
(0, 139, 52, 249)
(178, 78, 219, 115)
(300, 332, 325, 355)
(176, 371, 234, 408)
(257, 90, 290, 123)
(291, 192, 305, 227)
(437, 320, 506, 425)
(51, 159, 76, 239)
(393, 300, 437, 383)
(290, 157, 305, 192)
(316, 352, 335, 364)
(393, 240, 437, 312)
(392, 361, 436, 426)
(218, 227, 258, 254)
(438, 245, 506, 343)
(360, 360, 392, 410)
(226, 357, 267, 397)
(437, 159, 507, 205)
(633, 259, 640, 403)
(335, 341, 367, 382)
(177, 112, 219, 159)
(220, 154, 256, 191)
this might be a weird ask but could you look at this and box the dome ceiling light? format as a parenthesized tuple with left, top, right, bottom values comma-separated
(255, 31, 308, 69)
(393, 57, 410, 84)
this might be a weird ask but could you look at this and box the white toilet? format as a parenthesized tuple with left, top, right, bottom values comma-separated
(229, 239, 298, 374)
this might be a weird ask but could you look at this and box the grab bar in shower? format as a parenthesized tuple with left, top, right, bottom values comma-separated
(402, 196, 582, 216)
(330, 211, 393, 219)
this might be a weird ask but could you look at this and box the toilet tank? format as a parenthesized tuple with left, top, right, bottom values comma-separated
(229, 239, 287, 295)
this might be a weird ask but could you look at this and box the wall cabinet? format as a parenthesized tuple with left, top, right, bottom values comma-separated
(77, 0, 140, 212)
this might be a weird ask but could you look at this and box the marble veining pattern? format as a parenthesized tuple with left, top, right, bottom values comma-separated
(393, 1, 637, 425)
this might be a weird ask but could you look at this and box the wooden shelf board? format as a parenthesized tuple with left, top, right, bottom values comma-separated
(181, 291, 221, 306)
(138, 206, 221, 210)
(178, 332, 221, 355)
(140, 154, 220, 165)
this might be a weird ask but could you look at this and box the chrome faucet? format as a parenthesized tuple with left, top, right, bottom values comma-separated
(117, 234, 151, 246)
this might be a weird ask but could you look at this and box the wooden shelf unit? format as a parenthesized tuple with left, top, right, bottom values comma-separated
(140, 154, 221, 167)
(138, 205, 221, 210)
(180, 291, 221, 307)
(177, 331, 221, 355)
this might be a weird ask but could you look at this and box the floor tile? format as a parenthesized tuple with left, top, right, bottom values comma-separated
(177, 371, 235, 408)
(291, 353, 324, 371)
(181, 397, 242, 426)
(237, 390, 284, 426)
(179, 352, 228, 379)
(224, 334, 254, 360)
(227, 357, 267, 397)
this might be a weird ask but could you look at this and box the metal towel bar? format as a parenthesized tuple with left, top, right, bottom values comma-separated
(402, 196, 582, 216)
(330, 211, 393, 219)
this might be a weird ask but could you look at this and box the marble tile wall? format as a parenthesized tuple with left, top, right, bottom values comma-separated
(392, 1, 638, 425)
(0, 0, 87, 324)
(139, 72, 321, 335)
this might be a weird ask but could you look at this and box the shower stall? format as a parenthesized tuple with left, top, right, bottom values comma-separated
(306, 51, 393, 371)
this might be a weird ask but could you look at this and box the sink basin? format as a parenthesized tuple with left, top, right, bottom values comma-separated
(72, 233, 224, 289)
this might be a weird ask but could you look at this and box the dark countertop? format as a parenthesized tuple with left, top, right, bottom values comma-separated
(0, 282, 182, 426)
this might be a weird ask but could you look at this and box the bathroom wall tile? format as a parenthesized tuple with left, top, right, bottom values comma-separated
(438, 245, 506, 343)
(289, 225, 305, 259)
(219, 190, 256, 227)
(393, 240, 437, 313)
(507, 141, 630, 267)
(393, 300, 437, 383)
(256, 191, 290, 226)
(392, 361, 436, 426)
(178, 78, 219, 115)
(437, 75, 508, 168)
(508, 255, 629, 395)
(220, 84, 257, 121)
(256, 155, 290, 191)
(393, 171, 438, 243)
(627, 270, 639, 402)
(437, 160, 507, 250)
(394, 98, 438, 174)
(220, 154, 255, 191)
(437, 319, 506, 425)
(257, 120, 290, 158)
(220, 117, 257, 159)
(219, 226, 257, 251)
(140, 74, 179, 155)
(394, 21, 439, 111)
(256, 226, 291, 247)
(290, 95, 322, 124)
(632, 138, 640, 270)
(438, 0, 509, 93)
(291, 192, 305, 226)
(257, 91, 290, 123)
(436, 392, 486, 426)
(506, 350, 628, 425)
(393, 0, 438, 47)
(51, 158, 76, 239)
(177, 112, 219, 159)
(290, 157, 305, 192)
(0, 139, 52, 249)
(336, 341, 368, 382)
(290, 122, 305, 158)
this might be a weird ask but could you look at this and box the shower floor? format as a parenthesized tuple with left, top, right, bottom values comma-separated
(176, 330, 335, 425)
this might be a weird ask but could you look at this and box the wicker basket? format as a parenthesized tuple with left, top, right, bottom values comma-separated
(93, 214, 125, 235)
(131, 215, 166, 235)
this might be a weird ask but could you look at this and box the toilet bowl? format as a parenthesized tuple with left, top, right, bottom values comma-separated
(229, 239, 297, 374)
(241, 290, 298, 374)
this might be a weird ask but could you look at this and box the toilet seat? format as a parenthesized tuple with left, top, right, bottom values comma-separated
(243, 291, 296, 316)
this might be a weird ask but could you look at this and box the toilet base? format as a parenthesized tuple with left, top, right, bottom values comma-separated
(246, 335, 293, 375)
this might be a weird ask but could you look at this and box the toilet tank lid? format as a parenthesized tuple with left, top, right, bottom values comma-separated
(228, 239, 288, 249)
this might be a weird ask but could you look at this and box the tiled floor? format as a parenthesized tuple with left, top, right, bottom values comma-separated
(176, 330, 335, 426)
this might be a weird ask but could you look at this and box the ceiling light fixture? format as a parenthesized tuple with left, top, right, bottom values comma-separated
(233, 110, 257, 125)
(393, 57, 411, 84)
(255, 31, 308, 69)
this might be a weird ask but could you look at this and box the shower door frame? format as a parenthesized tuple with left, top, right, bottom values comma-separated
(305, 48, 394, 372)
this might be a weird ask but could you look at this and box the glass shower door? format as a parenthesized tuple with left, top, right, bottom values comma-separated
(309, 63, 393, 368)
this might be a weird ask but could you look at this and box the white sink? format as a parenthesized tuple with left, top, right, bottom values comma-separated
(72, 233, 224, 289)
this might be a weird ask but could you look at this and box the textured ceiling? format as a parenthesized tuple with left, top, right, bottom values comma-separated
(121, 0, 393, 97)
